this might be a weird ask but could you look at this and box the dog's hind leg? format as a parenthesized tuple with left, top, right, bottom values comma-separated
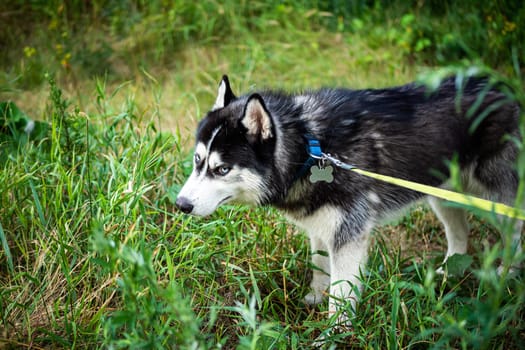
(303, 235, 330, 305)
(428, 196, 469, 261)
(497, 219, 523, 275)
(473, 157, 522, 274)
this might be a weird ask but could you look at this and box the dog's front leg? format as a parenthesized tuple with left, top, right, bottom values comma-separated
(328, 233, 370, 326)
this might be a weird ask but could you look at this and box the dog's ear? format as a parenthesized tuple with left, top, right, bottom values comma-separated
(212, 75, 236, 110)
(240, 94, 274, 143)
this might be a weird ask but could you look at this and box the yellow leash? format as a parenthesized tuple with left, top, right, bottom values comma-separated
(320, 153, 525, 221)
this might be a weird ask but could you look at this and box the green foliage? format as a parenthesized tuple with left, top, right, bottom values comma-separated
(0, 77, 181, 347)
(3, 66, 524, 349)
(91, 228, 205, 349)
(443, 253, 473, 276)
(394, 1, 523, 68)
(0, 101, 49, 162)
(1, 1, 524, 349)
(2, 0, 523, 90)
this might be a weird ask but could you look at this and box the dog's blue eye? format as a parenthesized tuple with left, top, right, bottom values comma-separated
(216, 166, 231, 176)
(194, 154, 201, 164)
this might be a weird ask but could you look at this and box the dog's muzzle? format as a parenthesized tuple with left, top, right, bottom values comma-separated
(175, 196, 194, 214)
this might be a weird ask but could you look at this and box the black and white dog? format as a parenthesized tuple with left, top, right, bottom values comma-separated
(176, 75, 522, 324)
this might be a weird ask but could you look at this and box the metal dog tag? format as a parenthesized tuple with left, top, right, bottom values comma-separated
(309, 165, 334, 183)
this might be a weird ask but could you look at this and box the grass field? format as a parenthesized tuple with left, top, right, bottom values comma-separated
(1, 1, 525, 349)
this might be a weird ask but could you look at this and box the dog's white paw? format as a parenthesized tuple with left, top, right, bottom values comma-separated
(303, 290, 325, 305)
(497, 264, 521, 277)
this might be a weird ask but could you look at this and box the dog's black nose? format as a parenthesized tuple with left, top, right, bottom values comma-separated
(176, 196, 194, 214)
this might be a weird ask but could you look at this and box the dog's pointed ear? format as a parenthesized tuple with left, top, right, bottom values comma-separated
(212, 75, 236, 110)
(240, 94, 274, 142)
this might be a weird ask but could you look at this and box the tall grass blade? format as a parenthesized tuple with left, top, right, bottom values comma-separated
(0, 220, 13, 273)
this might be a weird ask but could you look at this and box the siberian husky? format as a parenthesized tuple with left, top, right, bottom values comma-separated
(176, 75, 522, 325)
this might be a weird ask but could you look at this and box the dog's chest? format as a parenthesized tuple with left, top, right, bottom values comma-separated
(284, 205, 344, 243)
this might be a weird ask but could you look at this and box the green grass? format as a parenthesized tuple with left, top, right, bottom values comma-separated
(1, 1, 525, 349)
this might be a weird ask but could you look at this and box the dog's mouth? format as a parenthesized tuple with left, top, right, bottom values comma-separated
(218, 195, 233, 206)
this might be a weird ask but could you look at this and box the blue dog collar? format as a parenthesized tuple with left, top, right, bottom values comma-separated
(305, 135, 323, 159)
(292, 135, 323, 182)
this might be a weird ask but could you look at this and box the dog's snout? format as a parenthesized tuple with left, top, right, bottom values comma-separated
(176, 196, 194, 214)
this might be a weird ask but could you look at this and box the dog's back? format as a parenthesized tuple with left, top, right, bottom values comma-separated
(258, 78, 520, 216)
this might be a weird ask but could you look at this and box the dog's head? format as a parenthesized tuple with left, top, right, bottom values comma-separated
(176, 76, 277, 216)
